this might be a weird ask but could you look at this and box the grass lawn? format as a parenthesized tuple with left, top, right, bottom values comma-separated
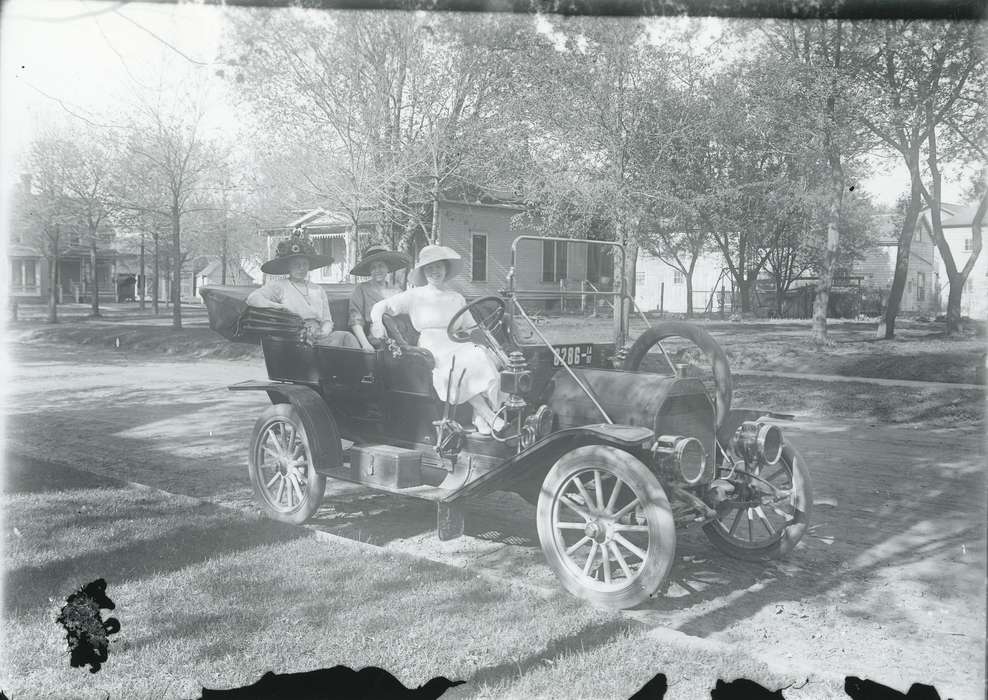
(0, 460, 847, 700)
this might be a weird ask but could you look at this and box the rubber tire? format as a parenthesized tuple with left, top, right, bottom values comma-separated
(248, 404, 327, 525)
(537, 445, 676, 610)
(622, 321, 733, 430)
(702, 441, 812, 561)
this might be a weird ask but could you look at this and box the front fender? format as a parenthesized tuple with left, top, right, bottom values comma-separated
(230, 380, 343, 476)
(444, 424, 654, 503)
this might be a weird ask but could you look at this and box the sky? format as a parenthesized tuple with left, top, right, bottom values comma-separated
(0, 1, 977, 210)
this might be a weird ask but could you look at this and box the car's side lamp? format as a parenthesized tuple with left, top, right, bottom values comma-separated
(732, 421, 783, 465)
(501, 351, 533, 406)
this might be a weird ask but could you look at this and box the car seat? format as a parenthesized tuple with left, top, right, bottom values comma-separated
(381, 314, 436, 370)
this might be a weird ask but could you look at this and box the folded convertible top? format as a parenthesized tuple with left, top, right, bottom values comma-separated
(200, 286, 303, 344)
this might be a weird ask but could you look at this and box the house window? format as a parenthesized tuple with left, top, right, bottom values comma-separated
(471, 233, 487, 282)
(673, 270, 684, 284)
(916, 272, 925, 302)
(635, 270, 646, 286)
(10, 260, 37, 289)
(542, 240, 568, 283)
(964, 239, 973, 251)
(316, 236, 333, 258)
(586, 244, 614, 284)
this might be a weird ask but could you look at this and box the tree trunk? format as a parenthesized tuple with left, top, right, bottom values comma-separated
(939, 192, 987, 334)
(89, 236, 101, 317)
(944, 280, 965, 333)
(738, 276, 754, 314)
(152, 236, 160, 315)
(139, 234, 146, 311)
(171, 203, 182, 330)
(430, 196, 440, 244)
(221, 232, 228, 285)
(47, 246, 59, 325)
(881, 170, 923, 339)
(811, 154, 844, 343)
(685, 272, 694, 317)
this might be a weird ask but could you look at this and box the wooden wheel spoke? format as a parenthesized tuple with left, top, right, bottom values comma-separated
(572, 477, 594, 511)
(610, 542, 633, 579)
(770, 504, 791, 518)
(612, 498, 641, 521)
(555, 521, 587, 530)
(601, 544, 612, 583)
(605, 479, 623, 514)
(265, 472, 281, 489)
(566, 536, 592, 556)
(289, 473, 304, 506)
(593, 470, 605, 510)
(275, 476, 286, 505)
(727, 507, 744, 536)
(560, 495, 592, 522)
(755, 506, 776, 536)
(583, 541, 599, 575)
(262, 444, 281, 461)
(612, 532, 647, 561)
(747, 509, 753, 542)
(612, 523, 649, 532)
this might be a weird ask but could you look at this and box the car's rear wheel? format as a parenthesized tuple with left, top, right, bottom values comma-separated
(702, 440, 812, 561)
(537, 446, 675, 609)
(249, 404, 326, 525)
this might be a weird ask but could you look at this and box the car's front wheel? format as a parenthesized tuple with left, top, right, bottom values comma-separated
(702, 440, 812, 561)
(537, 446, 676, 609)
(248, 404, 326, 525)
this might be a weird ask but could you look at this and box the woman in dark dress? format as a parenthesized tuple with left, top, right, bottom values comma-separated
(348, 245, 411, 352)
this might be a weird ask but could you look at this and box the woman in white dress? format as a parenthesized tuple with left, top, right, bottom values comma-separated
(247, 228, 360, 348)
(369, 245, 505, 435)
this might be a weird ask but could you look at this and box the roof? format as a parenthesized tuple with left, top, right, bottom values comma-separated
(9, 243, 41, 257)
(921, 202, 980, 229)
(940, 204, 980, 228)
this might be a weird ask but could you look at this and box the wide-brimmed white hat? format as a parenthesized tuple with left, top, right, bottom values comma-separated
(409, 245, 464, 286)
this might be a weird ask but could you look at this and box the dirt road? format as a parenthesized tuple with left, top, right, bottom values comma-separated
(5, 341, 985, 698)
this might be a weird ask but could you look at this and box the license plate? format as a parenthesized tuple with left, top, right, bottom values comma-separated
(552, 344, 594, 367)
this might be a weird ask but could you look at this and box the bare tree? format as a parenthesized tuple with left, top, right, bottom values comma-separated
(54, 129, 125, 317)
(117, 97, 225, 329)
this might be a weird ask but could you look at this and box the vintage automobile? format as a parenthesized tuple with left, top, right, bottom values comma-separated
(201, 236, 811, 609)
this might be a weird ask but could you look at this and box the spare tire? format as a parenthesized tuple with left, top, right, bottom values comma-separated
(622, 321, 732, 430)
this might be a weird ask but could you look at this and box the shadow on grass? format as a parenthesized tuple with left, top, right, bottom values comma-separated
(3, 455, 124, 494)
(3, 455, 306, 615)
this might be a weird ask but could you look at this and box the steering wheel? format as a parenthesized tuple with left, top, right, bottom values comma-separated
(447, 296, 507, 350)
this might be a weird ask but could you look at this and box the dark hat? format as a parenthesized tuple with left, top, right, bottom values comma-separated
(349, 244, 411, 277)
(261, 228, 333, 275)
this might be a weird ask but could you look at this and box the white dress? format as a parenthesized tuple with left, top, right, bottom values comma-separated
(371, 285, 500, 407)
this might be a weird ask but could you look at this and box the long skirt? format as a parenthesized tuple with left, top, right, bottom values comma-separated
(418, 329, 500, 407)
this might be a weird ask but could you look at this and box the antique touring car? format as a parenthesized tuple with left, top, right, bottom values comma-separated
(202, 236, 811, 609)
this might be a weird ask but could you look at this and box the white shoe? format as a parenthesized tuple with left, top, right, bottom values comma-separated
(490, 417, 506, 433)
(473, 417, 492, 435)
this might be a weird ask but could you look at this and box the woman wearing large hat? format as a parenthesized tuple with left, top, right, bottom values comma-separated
(367, 245, 505, 435)
(348, 244, 411, 351)
(247, 228, 360, 348)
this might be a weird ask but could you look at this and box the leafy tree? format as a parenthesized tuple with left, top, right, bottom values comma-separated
(848, 20, 984, 337)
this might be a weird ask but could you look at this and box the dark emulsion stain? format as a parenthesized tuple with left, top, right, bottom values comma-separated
(195, 666, 465, 699)
(55, 578, 120, 674)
